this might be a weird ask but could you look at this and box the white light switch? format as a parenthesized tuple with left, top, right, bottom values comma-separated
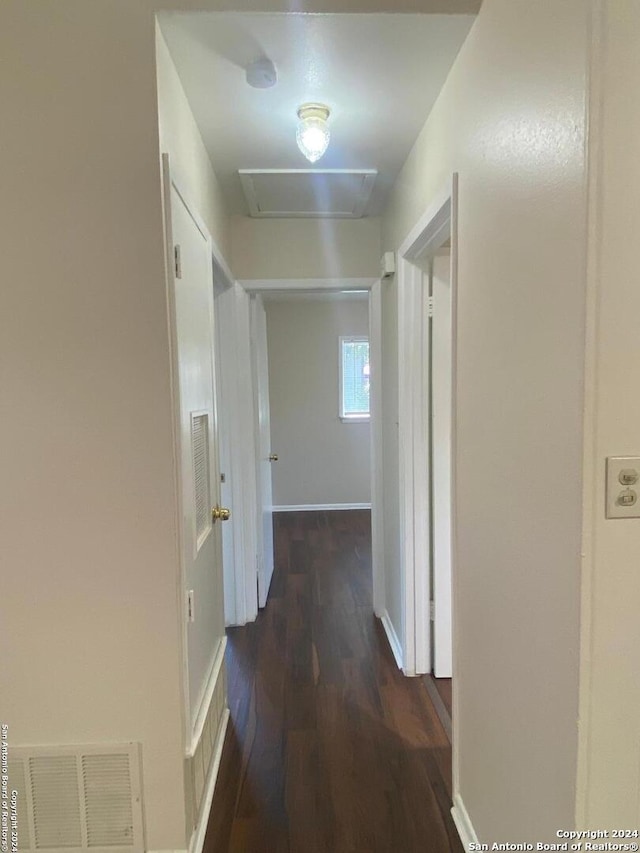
(606, 457, 640, 518)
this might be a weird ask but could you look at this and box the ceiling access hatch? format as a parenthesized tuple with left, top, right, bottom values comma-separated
(239, 169, 377, 219)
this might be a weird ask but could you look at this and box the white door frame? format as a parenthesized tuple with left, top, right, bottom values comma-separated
(250, 293, 275, 609)
(369, 280, 385, 618)
(397, 174, 458, 678)
(431, 252, 454, 678)
(239, 277, 384, 615)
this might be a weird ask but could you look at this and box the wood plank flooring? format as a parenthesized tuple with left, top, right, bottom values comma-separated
(433, 679, 453, 718)
(204, 510, 461, 853)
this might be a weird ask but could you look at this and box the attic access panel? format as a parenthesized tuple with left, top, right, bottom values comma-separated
(239, 169, 377, 218)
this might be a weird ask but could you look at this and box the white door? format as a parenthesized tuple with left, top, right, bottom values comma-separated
(250, 295, 275, 608)
(169, 177, 226, 731)
(431, 253, 453, 677)
(213, 281, 237, 626)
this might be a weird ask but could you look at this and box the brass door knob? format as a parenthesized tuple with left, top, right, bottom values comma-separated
(269, 453, 279, 462)
(212, 506, 231, 522)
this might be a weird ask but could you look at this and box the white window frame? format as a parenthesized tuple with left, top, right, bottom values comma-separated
(339, 335, 370, 423)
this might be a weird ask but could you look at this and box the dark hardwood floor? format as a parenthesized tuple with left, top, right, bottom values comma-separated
(204, 510, 461, 853)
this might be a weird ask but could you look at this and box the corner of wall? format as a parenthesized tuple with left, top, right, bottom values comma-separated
(155, 19, 233, 272)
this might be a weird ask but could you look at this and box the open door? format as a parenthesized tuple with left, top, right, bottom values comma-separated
(250, 295, 275, 608)
(397, 175, 457, 677)
(431, 252, 453, 678)
(213, 278, 237, 627)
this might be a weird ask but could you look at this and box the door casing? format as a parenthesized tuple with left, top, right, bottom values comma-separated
(250, 294, 275, 608)
(395, 173, 459, 786)
(239, 277, 383, 615)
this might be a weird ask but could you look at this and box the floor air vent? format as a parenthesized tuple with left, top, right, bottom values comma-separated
(8, 744, 143, 853)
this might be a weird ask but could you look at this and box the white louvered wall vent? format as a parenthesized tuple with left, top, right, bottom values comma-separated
(8, 743, 144, 853)
(191, 412, 211, 549)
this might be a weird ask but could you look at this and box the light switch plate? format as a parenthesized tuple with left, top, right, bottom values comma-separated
(606, 456, 640, 518)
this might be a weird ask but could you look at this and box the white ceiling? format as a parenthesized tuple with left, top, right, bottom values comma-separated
(159, 12, 475, 217)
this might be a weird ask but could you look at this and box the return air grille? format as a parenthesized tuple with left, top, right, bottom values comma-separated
(8, 744, 143, 853)
(82, 755, 134, 848)
(30, 755, 82, 848)
(8, 758, 32, 850)
(191, 413, 211, 548)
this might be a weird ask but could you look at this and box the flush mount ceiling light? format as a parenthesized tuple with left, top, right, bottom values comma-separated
(296, 103, 331, 163)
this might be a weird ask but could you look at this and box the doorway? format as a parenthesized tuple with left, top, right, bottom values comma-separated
(396, 173, 458, 785)
(216, 281, 382, 625)
(211, 280, 380, 629)
(421, 245, 454, 741)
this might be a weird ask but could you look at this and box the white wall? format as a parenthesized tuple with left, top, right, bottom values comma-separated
(577, 0, 640, 828)
(266, 297, 371, 508)
(382, 0, 588, 841)
(157, 23, 231, 262)
(0, 4, 186, 849)
(232, 216, 381, 281)
(0, 7, 239, 851)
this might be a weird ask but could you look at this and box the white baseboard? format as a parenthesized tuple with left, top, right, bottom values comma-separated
(188, 637, 226, 757)
(451, 793, 479, 850)
(188, 708, 230, 853)
(380, 610, 403, 670)
(147, 703, 229, 853)
(273, 503, 371, 512)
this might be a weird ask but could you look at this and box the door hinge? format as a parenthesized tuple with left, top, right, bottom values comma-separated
(174, 244, 182, 279)
(427, 296, 434, 318)
(430, 601, 435, 621)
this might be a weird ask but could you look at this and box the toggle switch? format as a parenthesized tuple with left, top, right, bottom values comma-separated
(617, 489, 637, 507)
(606, 457, 640, 518)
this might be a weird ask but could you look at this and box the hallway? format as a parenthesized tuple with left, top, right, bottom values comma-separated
(204, 510, 461, 853)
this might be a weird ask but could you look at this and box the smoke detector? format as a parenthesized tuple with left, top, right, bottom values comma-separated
(246, 58, 278, 89)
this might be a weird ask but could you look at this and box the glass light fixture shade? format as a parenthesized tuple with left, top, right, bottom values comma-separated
(296, 104, 331, 163)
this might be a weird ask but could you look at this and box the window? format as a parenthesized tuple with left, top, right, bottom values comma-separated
(339, 337, 370, 421)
